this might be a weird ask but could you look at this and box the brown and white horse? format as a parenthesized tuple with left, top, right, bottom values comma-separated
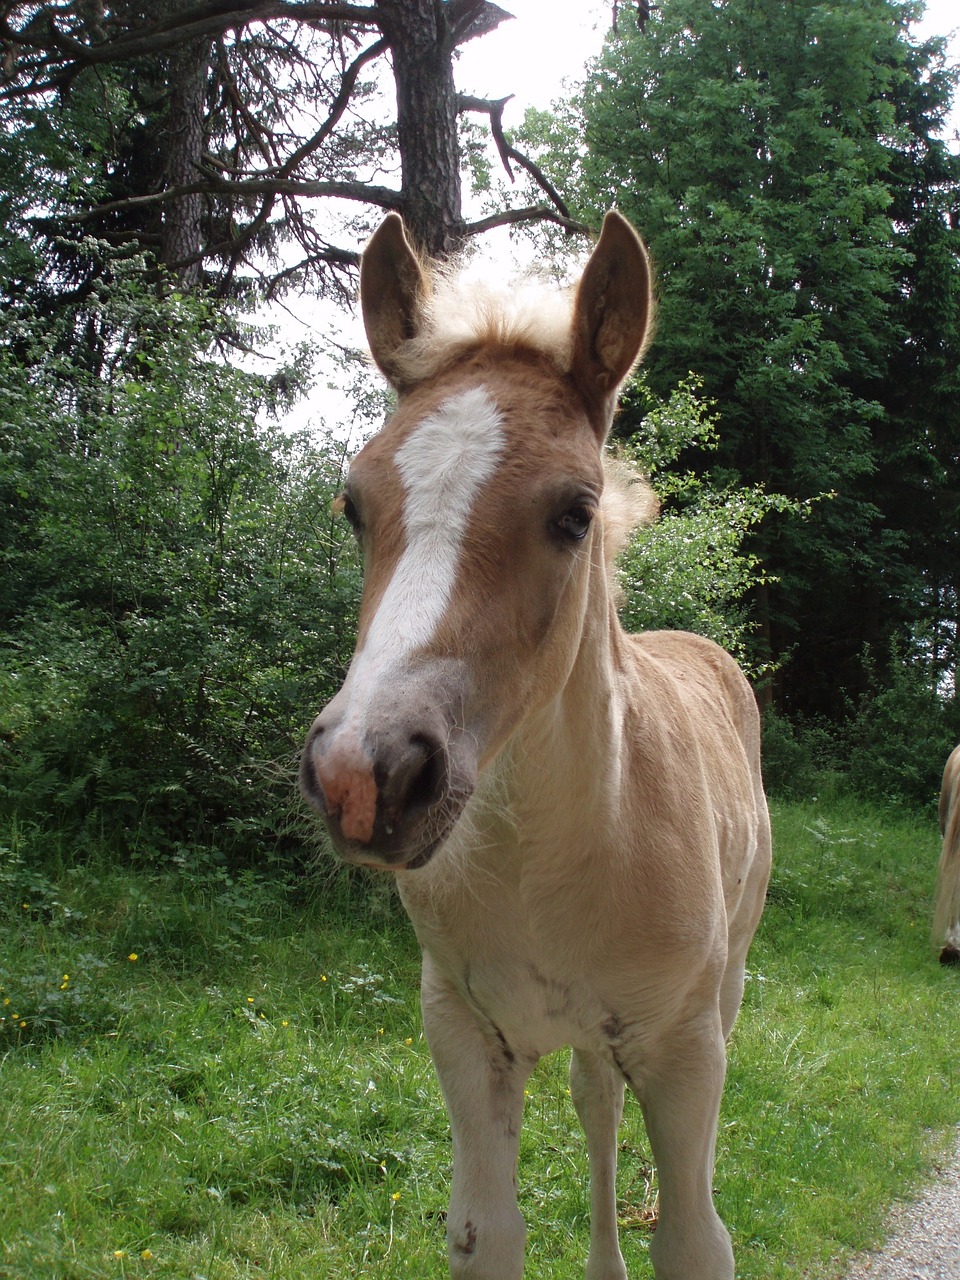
(300, 210, 771, 1280)
(933, 744, 960, 965)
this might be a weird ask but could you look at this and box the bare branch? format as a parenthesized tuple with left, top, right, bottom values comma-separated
(458, 92, 573, 220)
(446, 0, 513, 47)
(46, 177, 403, 224)
(463, 206, 590, 238)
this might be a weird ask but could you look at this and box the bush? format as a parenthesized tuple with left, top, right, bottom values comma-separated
(0, 268, 362, 867)
(845, 650, 959, 810)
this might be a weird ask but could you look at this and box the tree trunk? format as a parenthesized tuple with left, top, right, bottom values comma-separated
(159, 10, 211, 287)
(377, 0, 463, 257)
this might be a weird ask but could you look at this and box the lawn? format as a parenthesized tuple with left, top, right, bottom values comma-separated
(2, 795, 958, 1278)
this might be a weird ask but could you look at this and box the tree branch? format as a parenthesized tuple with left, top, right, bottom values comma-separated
(463, 206, 590, 238)
(0, 1, 381, 94)
(458, 92, 572, 220)
(45, 177, 403, 224)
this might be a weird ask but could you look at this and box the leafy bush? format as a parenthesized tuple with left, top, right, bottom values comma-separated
(616, 376, 801, 671)
(761, 711, 843, 801)
(845, 648, 959, 810)
(0, 261, 362, 867)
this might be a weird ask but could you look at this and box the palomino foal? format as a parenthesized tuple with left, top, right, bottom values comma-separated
(301, 211, 771, 1280)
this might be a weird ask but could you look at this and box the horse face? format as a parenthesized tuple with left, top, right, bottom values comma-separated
(300, 210, 652, 871)
(300, 367, 606, 870)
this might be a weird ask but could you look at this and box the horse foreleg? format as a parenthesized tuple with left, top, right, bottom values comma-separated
(624, 1015, 733, 1280)
(569, 1048, 628, 1280)
(421, 954, 531, 1280)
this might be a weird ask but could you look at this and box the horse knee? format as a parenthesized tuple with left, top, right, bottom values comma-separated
(648, 1209, 733, 1280)
(447, 1207, 525, 1280)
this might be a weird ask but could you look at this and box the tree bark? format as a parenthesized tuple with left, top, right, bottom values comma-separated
(159, 7, 211, 286)
(376, 0, 463, 257)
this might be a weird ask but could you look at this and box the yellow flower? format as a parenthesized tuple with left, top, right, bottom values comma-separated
(247, 996, 255, 1004)
(127, 953, 138, 962)
(391, 1191, 401, 1201)
(281, 1020, 289, 1027)
(113, 1250, 126, 1259)
(140, 1249, 153, 1260)
(404, 1037, 413, 1045)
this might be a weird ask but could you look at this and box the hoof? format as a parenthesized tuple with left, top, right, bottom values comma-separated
(938, 945, 960, 966)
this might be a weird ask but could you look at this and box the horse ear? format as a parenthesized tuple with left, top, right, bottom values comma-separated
(360, 214, 428, 389)
(571, 210, 654, 434)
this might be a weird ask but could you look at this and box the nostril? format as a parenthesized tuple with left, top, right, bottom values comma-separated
(380, 734, 445, 826)
(299, 729, 326, 809)
(405, 734, 444, 813)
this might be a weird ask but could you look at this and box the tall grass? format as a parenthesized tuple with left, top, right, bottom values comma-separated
(2, 795, 958, 1278)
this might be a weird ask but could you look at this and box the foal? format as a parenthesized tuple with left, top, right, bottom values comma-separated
(301, 210, 771, 1280)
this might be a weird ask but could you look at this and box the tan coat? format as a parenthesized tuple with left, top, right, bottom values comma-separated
(301, 211, 772, 1280)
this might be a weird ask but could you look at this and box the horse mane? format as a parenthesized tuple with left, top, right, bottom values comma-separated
(600, 456, 659, 614)
(385, 256, 577, 387)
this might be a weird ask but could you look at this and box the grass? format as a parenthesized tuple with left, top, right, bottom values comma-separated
(1, 794, 959, 1279)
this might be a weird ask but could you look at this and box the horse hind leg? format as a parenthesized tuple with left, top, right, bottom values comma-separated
(569, 1049, 628, 1280)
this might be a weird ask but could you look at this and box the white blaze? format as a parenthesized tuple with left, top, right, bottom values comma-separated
(346, 385, 506, 717)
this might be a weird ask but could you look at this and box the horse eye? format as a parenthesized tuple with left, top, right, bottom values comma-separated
(557, 505, 594, 541)
(338, 491, 362, 533)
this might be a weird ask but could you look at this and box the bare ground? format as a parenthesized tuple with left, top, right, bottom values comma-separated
(841, 1130, 960, 1279)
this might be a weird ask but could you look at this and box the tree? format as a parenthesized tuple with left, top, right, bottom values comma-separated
(546, 0, 960, 718)
(0, 0, 585, 307)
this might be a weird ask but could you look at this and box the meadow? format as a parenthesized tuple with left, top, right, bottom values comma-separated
(2, 793, 958, 1279)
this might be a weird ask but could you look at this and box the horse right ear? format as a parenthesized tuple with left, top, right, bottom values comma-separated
(360, 214, 427, 390)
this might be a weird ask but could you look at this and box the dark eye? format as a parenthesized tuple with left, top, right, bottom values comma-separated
(338, 491, 362, 533)
(556, 505, 594, 541)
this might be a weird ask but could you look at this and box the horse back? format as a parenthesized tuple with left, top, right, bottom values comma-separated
(625, 629, 770, 922)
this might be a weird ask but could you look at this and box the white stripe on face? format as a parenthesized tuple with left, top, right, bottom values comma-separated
(347, 385, 505, 708)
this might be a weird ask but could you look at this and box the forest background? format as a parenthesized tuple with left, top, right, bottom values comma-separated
(1, 0, 959, 873)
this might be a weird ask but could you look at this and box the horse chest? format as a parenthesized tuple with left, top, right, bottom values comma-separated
(405, 885, 643, 1059)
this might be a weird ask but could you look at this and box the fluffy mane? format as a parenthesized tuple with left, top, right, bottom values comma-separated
(385, 258, 578, 387)
(601, 455, 660, 570)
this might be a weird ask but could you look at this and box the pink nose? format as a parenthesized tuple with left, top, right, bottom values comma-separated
(313, 751, 379, 844)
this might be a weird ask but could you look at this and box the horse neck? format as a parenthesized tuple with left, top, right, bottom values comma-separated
(507, 558, 630, 829)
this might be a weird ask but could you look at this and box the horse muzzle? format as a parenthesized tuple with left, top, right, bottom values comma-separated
(299, 675, 478, 871)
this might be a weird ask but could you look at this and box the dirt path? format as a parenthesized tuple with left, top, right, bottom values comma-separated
(842, 1131, 960, 1279)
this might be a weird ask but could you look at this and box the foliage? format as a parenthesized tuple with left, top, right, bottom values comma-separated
(615, 376, 803, 669)
(845, 644, 960, 808)
(519, 0, 960, 722)
(0, 799, 958, 1279)
(0, 256, 361, 865)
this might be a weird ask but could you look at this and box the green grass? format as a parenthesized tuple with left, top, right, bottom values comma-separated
(1, 796, 958, 1278)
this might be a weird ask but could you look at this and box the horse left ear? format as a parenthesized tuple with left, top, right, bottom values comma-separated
(360, 214, 428, 390)
(571, 210, 654, 435)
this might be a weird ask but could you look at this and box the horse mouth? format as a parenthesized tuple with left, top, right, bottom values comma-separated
(326, 798, 467, 873)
